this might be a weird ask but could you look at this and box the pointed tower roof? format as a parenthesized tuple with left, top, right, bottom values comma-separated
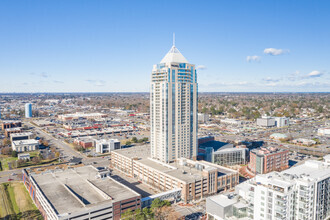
(160, 45, 189, 64)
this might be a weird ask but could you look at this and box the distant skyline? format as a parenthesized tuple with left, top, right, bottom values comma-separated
(0, 0, 329, 93)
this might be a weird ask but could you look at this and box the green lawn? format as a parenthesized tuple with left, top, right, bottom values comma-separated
(0, 156, 17, 171)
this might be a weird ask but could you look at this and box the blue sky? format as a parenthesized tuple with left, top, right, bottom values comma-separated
(0, 0, 329, 92)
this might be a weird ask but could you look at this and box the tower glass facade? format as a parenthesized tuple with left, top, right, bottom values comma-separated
(150, 45, 198, 163)
(25, 103, 32, 118)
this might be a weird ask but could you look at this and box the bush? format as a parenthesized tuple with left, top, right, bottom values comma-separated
(11, 150, 18, 158)
(131, 137, 138, 143)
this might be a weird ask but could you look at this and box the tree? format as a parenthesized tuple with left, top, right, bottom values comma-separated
(131, 137, 138, 143)
(47, 154, 55, 160)
(74, 145, 84, 152)
(3, 138, 11, 146)
(42, 140, 49, 147)
(142, 207, 154, 219)
(125, 141, 131, 146)
(2, 146, 12, 155)
(11, 150, 18, 158)
(121, 209, 134, 220)
(55, 151, 60, 158)
(17, 159, 26, 168)
(32, 156, 41, 164)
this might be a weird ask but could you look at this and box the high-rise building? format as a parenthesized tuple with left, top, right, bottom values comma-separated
(150, 39, 198, 163)
(25, 103, 32, 118)
(206, 155, 330, 220)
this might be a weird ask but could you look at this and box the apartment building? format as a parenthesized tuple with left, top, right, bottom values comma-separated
(237, 155, 330, 220)
(206, 155, 330, 220)
(110, 145, 239, 202)
(248, 147, 289, 175)
(150, 41, 198, 163)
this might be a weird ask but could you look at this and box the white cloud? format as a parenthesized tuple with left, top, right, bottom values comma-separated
(41, 72, 50, 78)
(307, 70, 323, 78)
(197, 65, 207, 70)
(264, 48, 289, 56)
(246, 55, 261, 62)
(262, 77, 281, 83)
(207, 81, 250, 87)
(86, 79, 106, 86)
(29, 72, 51, 78)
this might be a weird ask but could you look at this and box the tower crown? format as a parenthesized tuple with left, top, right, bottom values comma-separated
(160, 45, 188, 64)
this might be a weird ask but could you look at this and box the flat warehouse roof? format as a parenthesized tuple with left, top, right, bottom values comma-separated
(31, 166, 140, 215)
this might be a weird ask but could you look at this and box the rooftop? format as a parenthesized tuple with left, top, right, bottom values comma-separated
(251, 146, 287, 156)
(114, 145, 237, 183)
(160, 45, 188, 64)
(10, 132, 33, 137)
(30, 165, 140, 215)
(12, 139, 39, 145)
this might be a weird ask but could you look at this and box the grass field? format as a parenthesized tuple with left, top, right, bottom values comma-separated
(0, 156, 17, 171)
(0, 182, 42, 219)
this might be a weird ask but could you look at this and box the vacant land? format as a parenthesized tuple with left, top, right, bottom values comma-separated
(0, 182, 42, 219)
(0, 156, 17, 171)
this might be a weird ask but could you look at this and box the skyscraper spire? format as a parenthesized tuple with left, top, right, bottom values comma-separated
(173, 32, 175, 47)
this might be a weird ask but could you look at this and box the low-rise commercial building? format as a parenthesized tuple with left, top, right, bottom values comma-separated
(58, 112, 107, 121)
(1, 120, 22, 130)
(22, 165, 141, 220)
(110, 145, 239, 202)
(18, 153, 30, 160)
(96, 139, 120, 154)
(221, 118, 243, 126)
(10, 132, 34, 142)
(318, 127, 330, 136)
(292, 138, 317, 146)
(74, 137, 95, 148)
(5, 127, 22, 137)
(248, 147, 289, 175)
(212, 147, 249, 166)
(206, 193, 248, 220)
(12, 139, 39, 152)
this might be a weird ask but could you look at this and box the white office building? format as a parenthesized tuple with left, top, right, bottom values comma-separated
(150, 40, 198, 163)
(198, 113, 209, 123)
(234, 155, 330, 220)
(274, 117, 290, 127)
(12, 139, 39, 152)
(256, 116, 275, 127)
(95, 139, 120, 154)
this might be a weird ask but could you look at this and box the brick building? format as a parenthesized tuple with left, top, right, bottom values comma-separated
(248, 147, 289, 175)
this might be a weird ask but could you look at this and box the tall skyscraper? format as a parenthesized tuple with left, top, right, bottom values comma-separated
(25, 103, 32, 118)
(150, 39, 198, 163)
